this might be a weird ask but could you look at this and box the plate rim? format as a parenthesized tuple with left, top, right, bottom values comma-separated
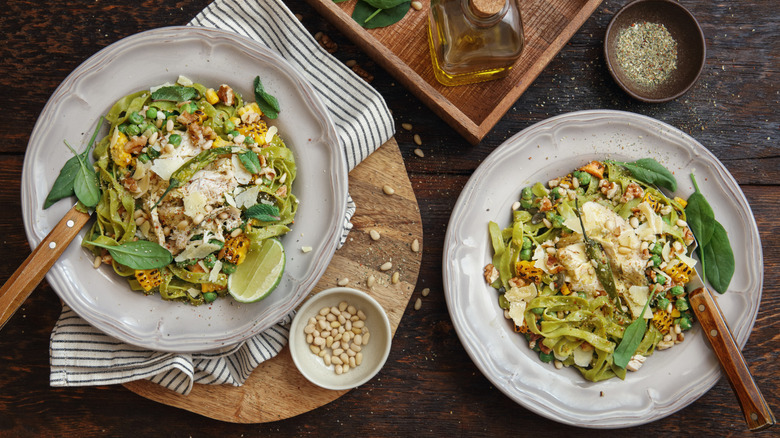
(20, 25, 348, 353)
(442, 109, 763, 428)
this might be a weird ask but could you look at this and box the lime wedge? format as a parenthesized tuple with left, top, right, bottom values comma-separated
(228, 237, 285, 303)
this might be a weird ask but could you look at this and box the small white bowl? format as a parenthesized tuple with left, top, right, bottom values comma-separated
(289, 287, 391, 390)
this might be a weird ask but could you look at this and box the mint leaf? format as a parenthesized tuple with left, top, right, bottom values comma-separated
(151, 85, 199, 102)
(253, 76, 280, 119)
(238, 150, 261, 174)
(245, 203, 281, 222)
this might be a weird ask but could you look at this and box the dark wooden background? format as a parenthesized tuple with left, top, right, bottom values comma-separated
(1, 0, 777, 436)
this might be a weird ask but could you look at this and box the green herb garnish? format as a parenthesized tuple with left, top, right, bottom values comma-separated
(245, 203, 281, 222)
(86, 240, 173, 270)
(44, 118, 104, 209)
(685, 173, 734, 293)
(150, 85, 199, 102)
(253, 76, 280, 119)
(608, 158, 677, 192)
(613, 288, 657, 368)
(238, 150, 262, 174)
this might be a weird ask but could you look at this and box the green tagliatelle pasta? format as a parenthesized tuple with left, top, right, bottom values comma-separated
(485, 160, 697, 382)
(83, 77, 296, 305)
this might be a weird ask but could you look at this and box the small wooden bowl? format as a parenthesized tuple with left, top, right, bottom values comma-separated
(604, 0, 706, 103)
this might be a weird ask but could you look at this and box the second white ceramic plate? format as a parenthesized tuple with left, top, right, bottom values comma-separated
(443, 110, 762, 428)
(21, 27, 347, 353)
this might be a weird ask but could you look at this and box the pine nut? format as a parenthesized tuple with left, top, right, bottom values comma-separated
(93, 255, 102, 269)
(411, 1, 423, 10)
(382, 184, 395, 195)
(414, 148, 424, 157)
(401, 123, 413, 130)
(339, 301, 348, 312)
(422, 287, 430, 297)
(367, 275, 375, 288)
(356, 352, 363, 365)
(380, 261, 393, 271)
(337, 278, 349, 286)
(411, 238, 420, 252)
(414, 298, 422, 310)
(413, 134, 422, 145)
(369, 229, 381, 240)
(392, 271, 400, 284)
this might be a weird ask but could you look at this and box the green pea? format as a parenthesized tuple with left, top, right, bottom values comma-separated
(225, 120, 236, 132)
(203, 292, 218, 303)
(137, 153, 150, 163)
(125, 124, 141, 137)
(168, 134, 182, 147)
(675, 298, 689, 312)
(650, 242, 664, 255)
(574, 170, 591, 186)
(203, 253, 217, 269)
(498, 294, 510, 310)
(521, 186, 533, 200)
(221, 262, 237, 274)
(650, 254, 662, 267)
(522, 237, 532, 250)
(128, 111, 144, 124)
(655, 273, 667, 285)
(656, 297, 670, 310)
(520, 248, 532, 261)
(146, 108, 158, 119)
(118, 123, 128, 134)
(670, 285, 685, 296)
(539, 351, 555, 363)
(550, 187, 562, 200)
(678, 315, 693, 331)
(244, 135, 256, 145)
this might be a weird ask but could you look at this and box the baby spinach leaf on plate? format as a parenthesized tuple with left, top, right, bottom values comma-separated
(87, 240, 173, 270)
(245, 203, 281, 222)
(353, 0, 411, 29)
(253, 76, 280, 119)
(150, 85, 199, 102)
(685, 173, 715, 247)
(609, 158, 677, 192)
(702, 222, 735, 294)
(44, 118, 104, 209)
(613, 288, 656, 368)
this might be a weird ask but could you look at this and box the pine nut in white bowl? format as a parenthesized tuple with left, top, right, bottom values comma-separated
(289, 287, 391, 390)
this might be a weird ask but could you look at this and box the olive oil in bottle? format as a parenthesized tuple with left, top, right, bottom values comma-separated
(428, 0, 525, 86)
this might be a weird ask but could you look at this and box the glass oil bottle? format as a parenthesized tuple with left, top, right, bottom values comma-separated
(427, 0, 525, 86)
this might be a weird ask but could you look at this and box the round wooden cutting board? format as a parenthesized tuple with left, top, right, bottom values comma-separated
(123, 138, 422, 423)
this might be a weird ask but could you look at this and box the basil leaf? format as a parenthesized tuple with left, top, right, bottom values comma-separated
(151, 85, 199, 102)
(43, 156, 80, 208)
(685, 173, 715, 247)
(610, 158, 677, 192)
(253, 76, 280, 119)
(87, 240, 173, 270)
(238, 150, 261, 174)
(245, 203, 281, 222)
(613, 289, 656, 368)
(352, 0, 411, 29)
(702, 222, 735, 294)
(363, 0, 408, 8)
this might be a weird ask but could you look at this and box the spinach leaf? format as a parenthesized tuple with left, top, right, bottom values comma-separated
(685, 173, 715, 247)
(353, 0, 411, 29)
(609, 158, 677, 192)
(702, 222, 735, 294)
(44, 118, 104, 209)
(43, 156, 81, 208)
(65, 140, 100, 208)
(87, 240, 173, 270)
(238, 150, 262, 174)
(150, 85, 199, 102)
(253, 76, 280, 119)
(245, 203, 281, 222)
(613, 289, 656, 368)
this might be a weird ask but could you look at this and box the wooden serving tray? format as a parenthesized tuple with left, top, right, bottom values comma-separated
(305, 0, 603, 144)
(124, 138, 423, 423)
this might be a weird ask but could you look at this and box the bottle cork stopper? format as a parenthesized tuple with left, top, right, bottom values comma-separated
(470, 0, 506, 17)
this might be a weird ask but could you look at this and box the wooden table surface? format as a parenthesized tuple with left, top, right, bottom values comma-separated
(1, 0, 777, 436)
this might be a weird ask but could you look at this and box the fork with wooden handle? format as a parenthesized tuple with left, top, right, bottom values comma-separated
(688, 286, 776, 431)
(0, 206, 91, 331)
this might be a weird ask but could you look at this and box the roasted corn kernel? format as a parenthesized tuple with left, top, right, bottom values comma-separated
(653, 309, 674, 334)
(515, 260, 544, 284)
(642, 192, 664, 213)
(218, 234, 250, 265)
(205, 88, 219, 105)
(202, 282, 226, 293)
(110, 130, 132, 167)
(664, 260, 693, 284)
(238, 121, 269, 145)
(135, 269, 162, 292)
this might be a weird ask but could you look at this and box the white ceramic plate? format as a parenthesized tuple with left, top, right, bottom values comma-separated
(443, 110, 762, 428)
(21, 26, 347, 353)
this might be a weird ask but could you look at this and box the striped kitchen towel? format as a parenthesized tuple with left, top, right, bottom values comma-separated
(50, 0, 394, 396)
